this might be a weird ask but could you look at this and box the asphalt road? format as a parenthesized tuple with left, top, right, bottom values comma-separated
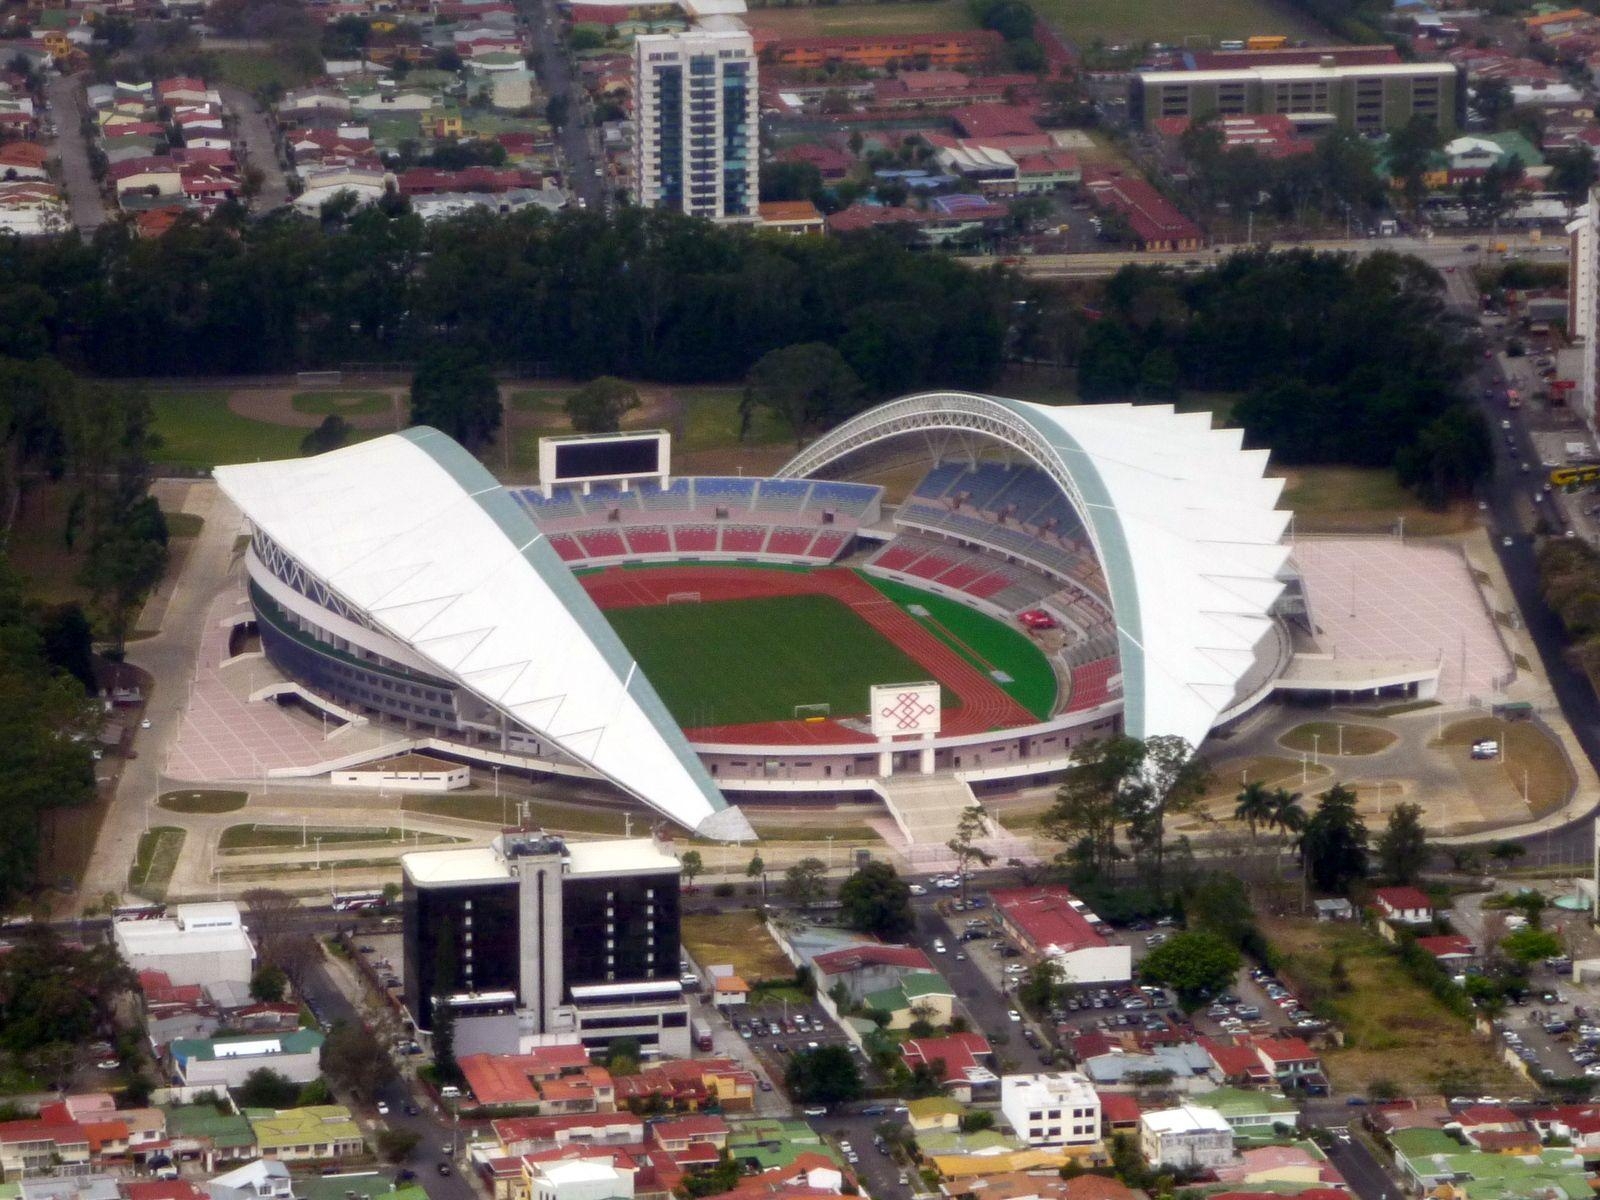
(297, 957, 478, 1200)
(45, 72, 106, 231)
(218, 83, 289, 212)
(1322, 1128, 1400, 1200)
(519, 0, 606, 209)
(1440, 249, 1600, 863)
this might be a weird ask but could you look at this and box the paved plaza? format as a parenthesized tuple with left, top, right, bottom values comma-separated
(1291, 537, 1513, 703)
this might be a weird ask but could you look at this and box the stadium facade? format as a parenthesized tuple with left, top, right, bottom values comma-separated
(214, 394, 1298, 838)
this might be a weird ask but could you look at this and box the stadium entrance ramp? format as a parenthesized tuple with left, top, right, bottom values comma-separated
(878, 774, 989, 847)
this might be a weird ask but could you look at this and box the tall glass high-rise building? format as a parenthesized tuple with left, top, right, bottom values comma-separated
(633, 30, 758, 222)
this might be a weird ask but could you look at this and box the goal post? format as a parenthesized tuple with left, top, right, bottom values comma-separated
(665, 591, 702, 603)
(794, 702, 831, 722)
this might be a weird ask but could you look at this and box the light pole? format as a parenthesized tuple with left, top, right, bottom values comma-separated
(1337, 724, 1345, 757)
(826, 835, 835, 871)
(314, 836, 323, 871)
(1312, 733, 1321, 768)
(494, 765, 503, 827)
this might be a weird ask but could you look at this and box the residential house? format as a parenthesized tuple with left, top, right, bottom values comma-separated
(1416, 935, 1478, 972)
(1212, 1143, 1345, 1191)
(248, 1106, 365, 1163)
(1253, 1039, 1326, 1094)
(169, 1030, 324, 1088)
(900, 1033, 997, 1101)
(1204, 1088, 1300, 1141)
(811, 943, 935, 1007)
(863, 971, 955, 1031)
(459, 1046, 614, 1111)
(1372, 887, 1434, 926)
(204, 1158, 293, 1200)
(161, 1104, 256, 1171)
(0, 141, 49, 179)
(757, 200, 825, 234)
(492, 1114, 646, 1158)
(0, 1120, 93, 1180)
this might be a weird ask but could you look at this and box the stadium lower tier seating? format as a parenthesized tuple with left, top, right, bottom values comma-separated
(577, 530, 627, 559)
(1065, 657, 1120, 712)
(673, 526, 718, 552)
(721, 526, 768, 553)
(864, 534, 1063, 613)
(625, 527, 671, 554)
(766, 528, 815, 556)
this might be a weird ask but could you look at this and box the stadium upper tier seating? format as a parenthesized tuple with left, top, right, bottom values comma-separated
(894, 461, 1108, 599)
(512, 477, 882, 567)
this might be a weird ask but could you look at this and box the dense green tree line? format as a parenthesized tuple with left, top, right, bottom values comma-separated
(0, 574, 99, 904)
(0, 208, 1007, 394)
(1076, 249, 1491, 503)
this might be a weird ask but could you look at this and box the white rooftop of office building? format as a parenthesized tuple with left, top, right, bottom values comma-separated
(402, 837, 681, 886)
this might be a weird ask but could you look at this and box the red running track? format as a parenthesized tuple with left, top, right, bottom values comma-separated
(578, 565, 1037, 745)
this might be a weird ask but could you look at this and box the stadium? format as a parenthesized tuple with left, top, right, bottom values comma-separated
(213, 391, 1303, 848)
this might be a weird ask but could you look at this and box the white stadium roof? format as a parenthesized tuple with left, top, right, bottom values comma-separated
(215, 428, 751, 841)
(780, 394, 1293, 753)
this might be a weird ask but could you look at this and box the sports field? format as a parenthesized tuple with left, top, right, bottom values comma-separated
(1038, 0, 1325, 44)
(603, 593, 934, 727)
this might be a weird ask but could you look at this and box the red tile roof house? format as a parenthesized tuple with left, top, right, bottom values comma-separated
(1254, 1038, 1327, 1093)
(1201, 1037, 1275, 1087)
(1371, 886, 1434, 926)
(1531, 1104, 1600, 1152)
(812, 943, 934, 1004)
(1082, 169, 1202, 253)
(0, 1119, 94, 1177)
(1098, 1092, 1142, 1134)
(492, 1112, 644, 1156)
(900, 1033, 997, 1100)
(1416, 935, 1477, 969)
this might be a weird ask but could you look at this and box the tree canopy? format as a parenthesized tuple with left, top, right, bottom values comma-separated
(409, 345, 501, 452)
(838, 862, 914, 941)
(1139, 930, 1242, 1009)
(564, 376, 641, 434)
(1300, 783, 1370, 894)
(1081, 250, 1488, 505)
(1376, 801, 1429, 885)
(0, 209, 1007, 394)
(784, 1044, 863, 1105)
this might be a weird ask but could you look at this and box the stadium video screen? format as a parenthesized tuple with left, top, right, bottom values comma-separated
(553, 437, 661, 481)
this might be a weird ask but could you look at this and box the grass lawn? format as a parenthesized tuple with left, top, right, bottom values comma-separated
(1262, 915, 1521, 1095)
(158, 789, 248, 814)
(129, 827, 186, 900)
(675, 389, 790, 452)
(745, 0, 972, 36)
(682, 911, 793, 982)
(604, 592, 937, 726)
(290, 390, 390, 417)
(163, 511, 204, 538)
(1279, 466, 1473, 536)
(1033, 0, 1326, 45)
(862, 574, 1058, 718)
(510, 389, 568, 414)
(1435, 717, 1574, 816)
(208, 48, 321, 94)
(402, 793, 636, 835)
(218, 824, 461, 853)
(151, 391, 315, 469)
(6, 481, 91, 605)
(1279, 721, 1397, 757)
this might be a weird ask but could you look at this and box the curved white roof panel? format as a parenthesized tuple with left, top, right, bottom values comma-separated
(779, 394, 1293, 753)
(215, 428, 750, 840)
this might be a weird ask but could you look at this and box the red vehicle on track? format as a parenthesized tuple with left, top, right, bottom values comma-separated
(1019, 610, 1057, 631)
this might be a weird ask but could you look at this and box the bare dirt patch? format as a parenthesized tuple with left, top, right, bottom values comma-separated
(227, 387, 405, 430)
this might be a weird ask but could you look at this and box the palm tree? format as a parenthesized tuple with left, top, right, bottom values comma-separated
(1269, 788, 1307, 847)
(1234, 781, 1274, 844)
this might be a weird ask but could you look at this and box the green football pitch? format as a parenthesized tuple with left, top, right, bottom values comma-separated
(602, 593, 937, 728)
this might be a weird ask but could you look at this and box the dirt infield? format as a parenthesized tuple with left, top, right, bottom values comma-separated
(579, 565, 1036, 743)
(227, 388, 406, 430)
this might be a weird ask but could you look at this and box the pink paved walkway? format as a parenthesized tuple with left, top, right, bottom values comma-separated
(165, 594, 343, 781)
(1292, 538, 1512, 703)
